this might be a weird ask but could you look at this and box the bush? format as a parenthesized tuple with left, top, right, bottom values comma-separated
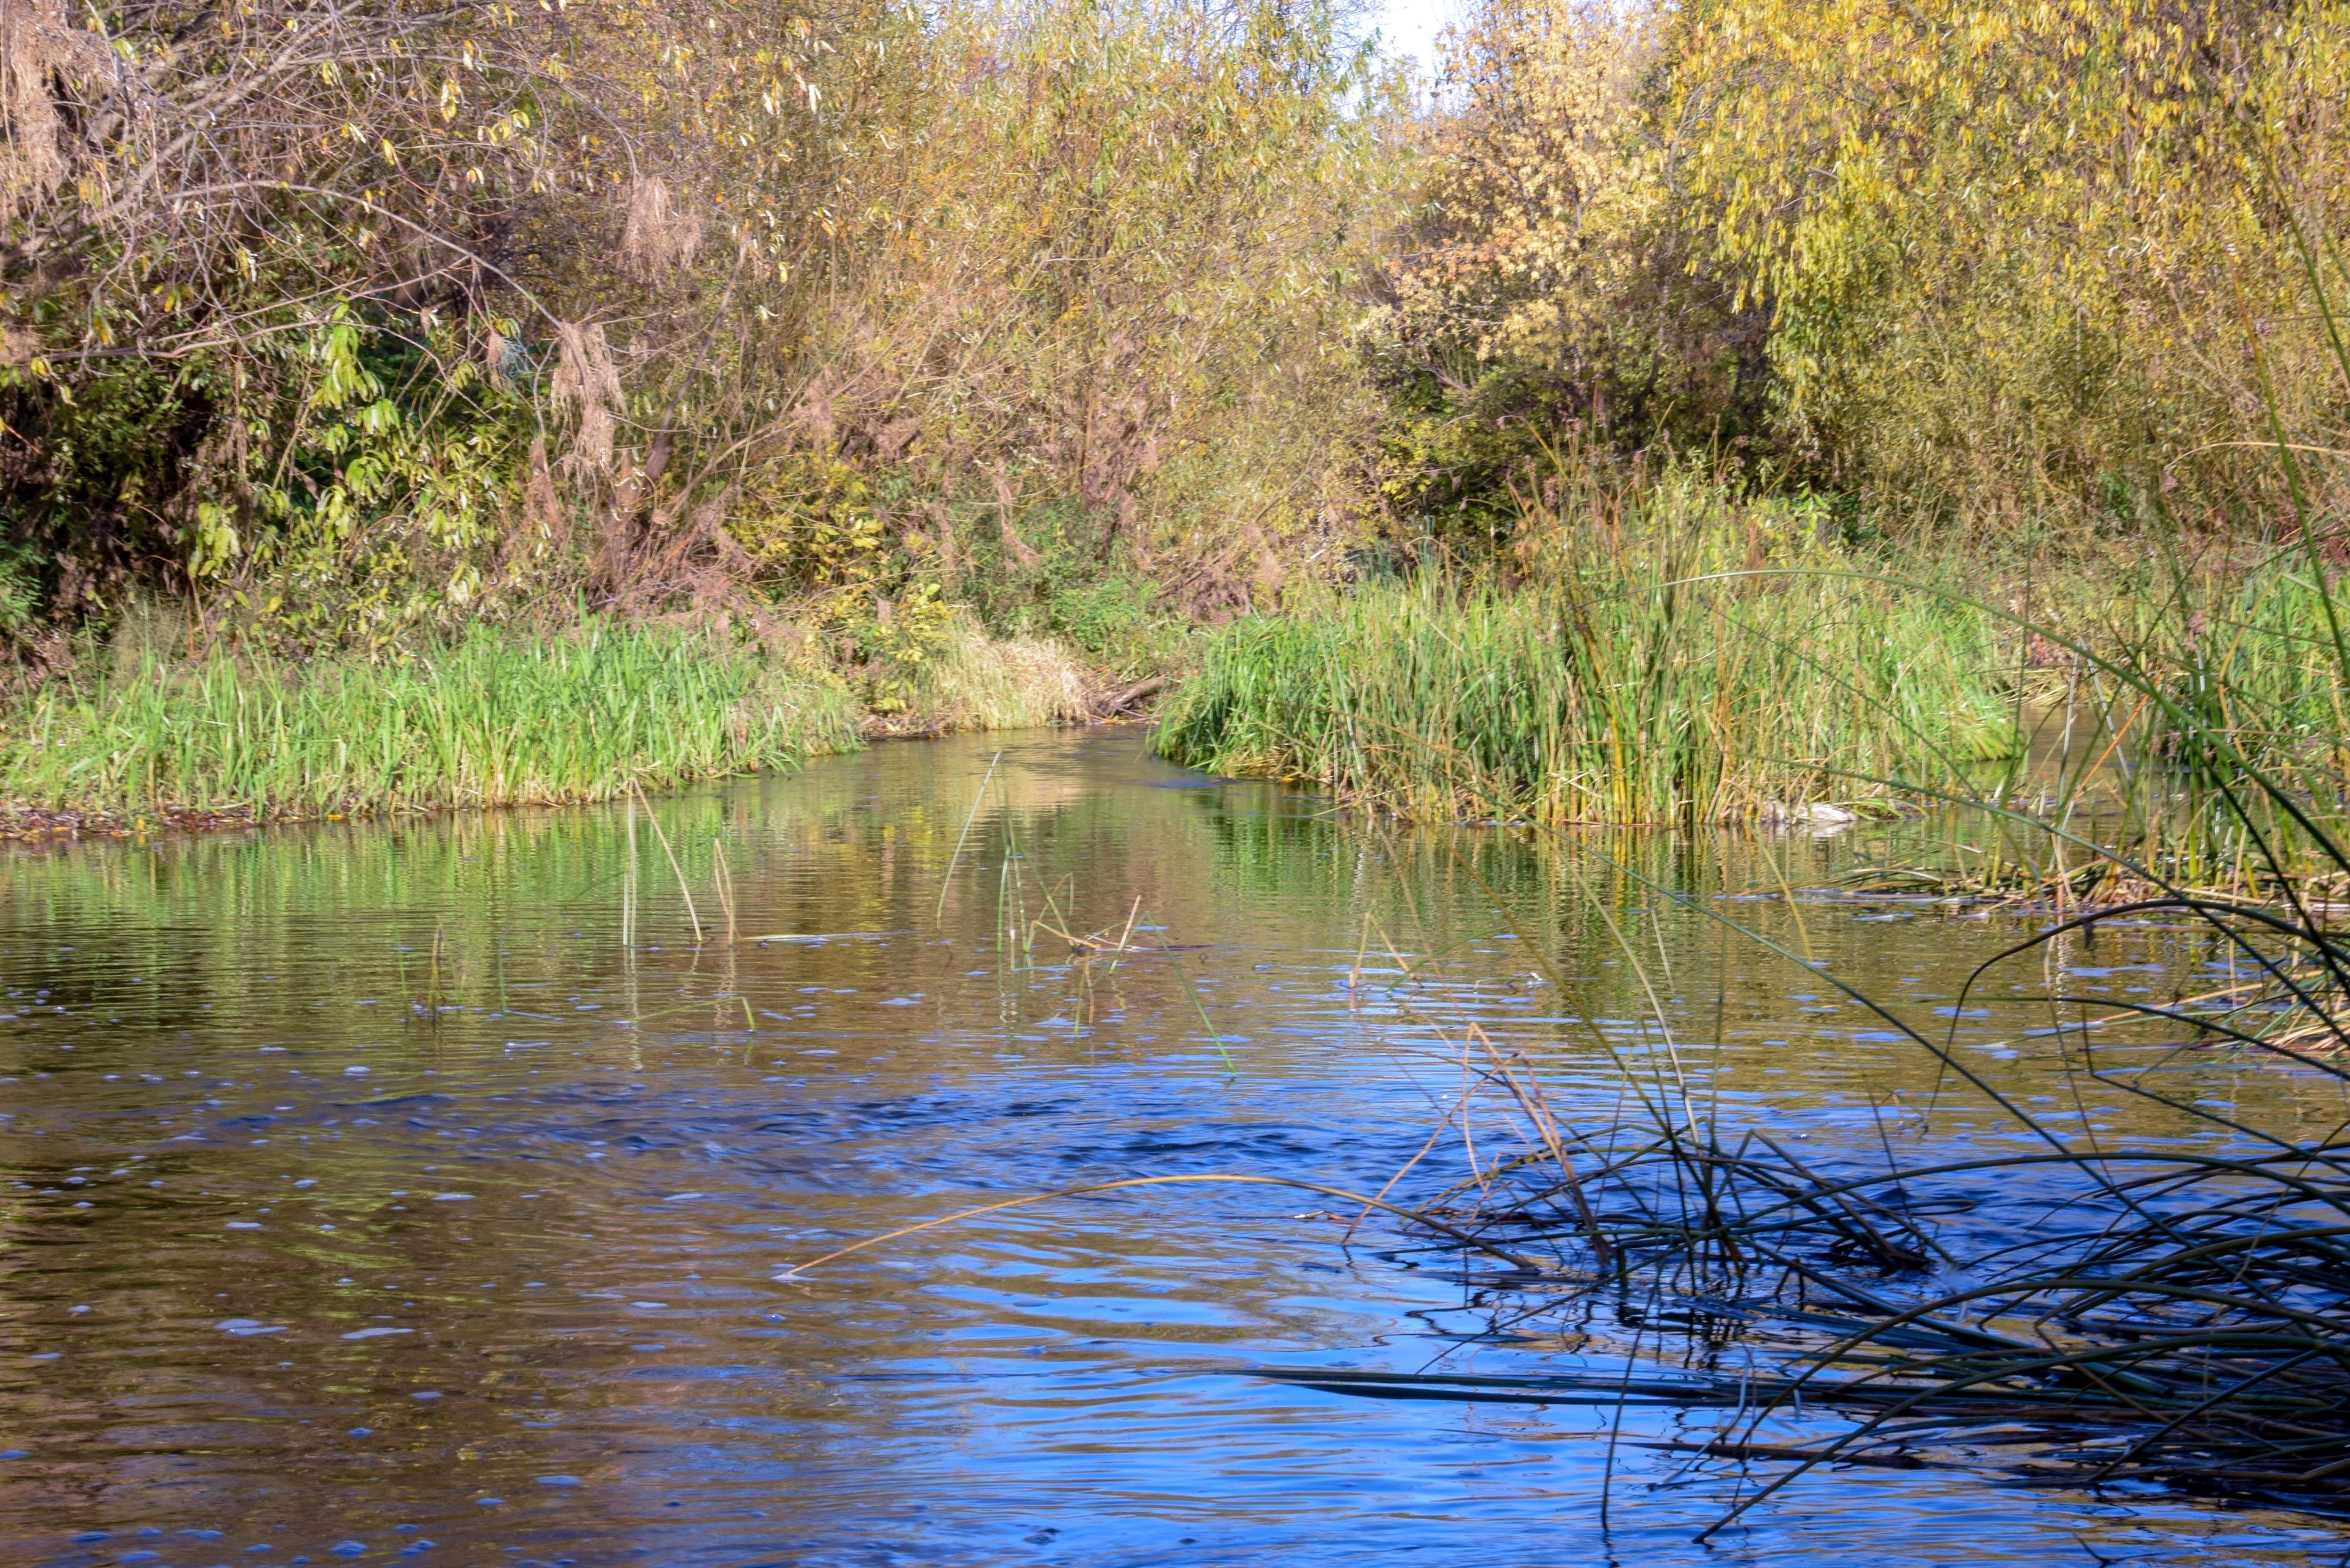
(1375, 0, 2350, 538)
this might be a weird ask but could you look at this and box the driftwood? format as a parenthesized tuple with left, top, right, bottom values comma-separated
(1095, 674, 1167, 719)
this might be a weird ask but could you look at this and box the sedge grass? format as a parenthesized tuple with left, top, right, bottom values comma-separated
(1819, 543, 2350, 906)
(0, 619, 859, 821)
(1160, 472, 2350, 896)
(1157, 522, 2019, 827)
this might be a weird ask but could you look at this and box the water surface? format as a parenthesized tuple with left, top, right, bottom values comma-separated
(2, 731, 2344, 1566)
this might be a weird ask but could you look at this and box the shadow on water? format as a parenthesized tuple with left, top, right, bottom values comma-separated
(0, 730, 2344, 1565)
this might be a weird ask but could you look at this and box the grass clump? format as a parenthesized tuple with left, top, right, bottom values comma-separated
(1808, 538, 2350, 905)
(2085, 549, 2350, 781)
(1157, 484, 2018, 825)
(0, 620, 858, 822)
(865, 620, 1097, 737)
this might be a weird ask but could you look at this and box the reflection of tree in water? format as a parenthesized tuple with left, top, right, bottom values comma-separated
(0, 728, 2339, 1556)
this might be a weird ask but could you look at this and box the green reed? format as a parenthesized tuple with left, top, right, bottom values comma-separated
(1157, 506, 2018, 827)
(0, 620, 859, 820)
(1805, 538, 2350, 905)
(1159, 463, 2350, 896)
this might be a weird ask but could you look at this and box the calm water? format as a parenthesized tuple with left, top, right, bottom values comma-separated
(2, 730, 2345, 1567)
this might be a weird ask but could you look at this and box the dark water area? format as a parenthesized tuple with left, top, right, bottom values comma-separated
(2, 730, 2344, 1567)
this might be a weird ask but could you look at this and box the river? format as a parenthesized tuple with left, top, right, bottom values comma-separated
(2, 730, 2342, 1566)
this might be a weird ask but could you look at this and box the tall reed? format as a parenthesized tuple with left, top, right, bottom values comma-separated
(1158, 490, 2017, 825)
(0, 621, 859, 820)
(1893, 542, 2350, 903)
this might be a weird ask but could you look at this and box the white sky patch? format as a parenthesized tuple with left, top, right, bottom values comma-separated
(1364, 0, 1460, 82)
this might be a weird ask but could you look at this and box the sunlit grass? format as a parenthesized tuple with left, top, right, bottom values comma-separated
(0, 620, 860, 820)
(1157, 524, 2018, 826)
(878, 623, 1095, 736)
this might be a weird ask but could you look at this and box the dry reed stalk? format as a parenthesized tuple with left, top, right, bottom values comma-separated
(620, 176, 704, 278)
(632, 780, 703, 944)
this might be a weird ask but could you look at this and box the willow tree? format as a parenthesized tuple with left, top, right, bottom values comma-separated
(1366, 0, 1762, 550)
(1379, 0, 2350, 536)
(721, 0, 1398, 625)
(1665, 0, 2350, 528)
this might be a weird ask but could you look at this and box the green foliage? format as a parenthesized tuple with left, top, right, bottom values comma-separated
(0, 543, 39, 640)
(951, 521, 1194, 674)
(0, 622, 857, 817)
(1157, 473, 2019, 824)
(1663, 0, 2350, 526)
(727, 455, 890, 605)
(853, 585, 960, 716)
(1370, 365, 1563, 554)
(1026, 574, 1178, 667)
(208, 310, 541, 650)
(0, 0, 709, 633)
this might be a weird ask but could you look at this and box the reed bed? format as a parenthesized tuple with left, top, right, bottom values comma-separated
(1161, 460, 2350, 896)
(1254, 543, 2350, 1516)
(2134, 556, 2350, 777)
(0, 621, 860, 821)
(1811, 540, 2350, 906)
(1156, 518, 2018, 825)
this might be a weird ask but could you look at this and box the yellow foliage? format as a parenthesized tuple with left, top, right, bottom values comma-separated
(1664, 0, 2350, 521)
(1368, 0, 1761, 542)
(1385, 0, 1660, 371)
(757, 0, 1395, 580)
(1394, 0, 2350, 532)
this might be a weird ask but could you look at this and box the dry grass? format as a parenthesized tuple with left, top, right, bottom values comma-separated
(870, 625, 1095, 736)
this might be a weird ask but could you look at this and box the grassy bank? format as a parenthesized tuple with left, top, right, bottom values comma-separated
(1157, 505, 2020, 826)
(0, 622, 865, 826)
(0, 614, 1126, 829)
(864, 622, 1097, 738)
(1307, 569, 2350, 1513)
(1832, 536, 2350, 904)
(1, 623, 861, 822)
(1156, 508, 2350, 902)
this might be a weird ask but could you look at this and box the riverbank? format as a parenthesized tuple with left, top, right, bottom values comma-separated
(15, 512, 2349, 911)
(1153, 570, 2017, 827)
(1152, 488, 2039, 828)
(0, 616, 1108, 837)
(1151, 506, 2350, 904)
